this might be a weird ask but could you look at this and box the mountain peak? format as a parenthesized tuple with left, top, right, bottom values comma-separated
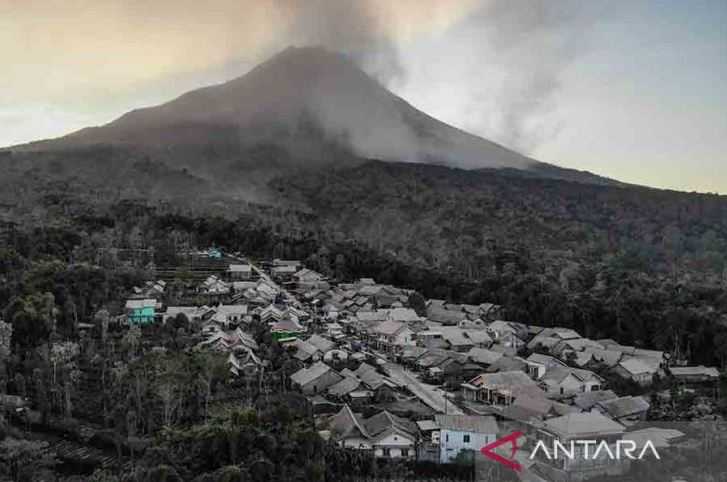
(19, 46, 587, 179)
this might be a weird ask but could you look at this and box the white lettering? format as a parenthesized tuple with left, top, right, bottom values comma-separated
(554, 440, 574, 460)
(529, 438, 661, 462)
(620, 440, 638, 459)
(576, 440, 597, 459)
(592, 440, 615, 460)
(639, 440, 661, 460)
(530, 440, 552, 460)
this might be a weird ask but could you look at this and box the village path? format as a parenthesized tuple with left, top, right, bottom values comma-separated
(383, 363, 464, 415)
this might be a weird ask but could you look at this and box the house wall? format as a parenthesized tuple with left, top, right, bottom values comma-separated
(340, 437, 371, 450)
(527, 363, 546, 379)
(439, 429, 496, 463)
(373, 433, 416, 459)
(395, 329, 416, 348)
(613, 366, 653, 386)
(129, 307, 155, 325)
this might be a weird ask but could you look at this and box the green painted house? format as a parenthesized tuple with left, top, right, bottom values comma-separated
(125, 299, 157, 325)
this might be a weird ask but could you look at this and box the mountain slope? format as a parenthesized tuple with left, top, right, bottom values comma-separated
(12, 46, 612, 184)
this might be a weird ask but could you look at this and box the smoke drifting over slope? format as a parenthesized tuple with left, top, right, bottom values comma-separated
(273, 0, 603, 153)
(3, 0, 600, 158)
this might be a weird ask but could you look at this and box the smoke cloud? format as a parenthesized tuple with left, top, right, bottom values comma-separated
(274, 0, 604, 153)
(467, 0, 604, 152)
(1, 0, 599, 156)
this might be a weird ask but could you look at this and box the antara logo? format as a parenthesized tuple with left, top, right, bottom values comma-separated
(481, 432, 661, 472)
(529, 439, 661, 461)
(480, 431, 525, 472)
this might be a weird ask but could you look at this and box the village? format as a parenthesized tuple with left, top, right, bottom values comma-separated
(95, 247, 723, 481)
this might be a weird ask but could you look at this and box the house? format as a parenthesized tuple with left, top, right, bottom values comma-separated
(227, 264, 253, 281)
(324, 405, 419, 459)
(293, 268, 324, 282)
(463, 329, 493, 348)
(327, 376, 363, 399)
(354, 363, 399, 401)
(270, 318, 306, 340)
(125, 299, 156, 325)
(306, 334, 336, 353)
(461, 371, 543, 406)
(134, 280, 166, 298)
(163, 306, 214, 324)
(466, 347, 503, 368)
(573, 390, 619, 411)
(227, 351, 262, 377)
(373, 320, 415, 353)
(580, 348, 623, 368)
(200, 275, 230, 296)
(290, 361, 343, 395)
(198, 327, 259, 354)
(595, 396, 650, 426)
(478, 303, 504, 321)
(501, 395, 579, 422)
(273, 259, 302, 269)
(426, 305, 465, 325)
(525, 353, 568, 380)
(486, 320, 521, 342)
(544, 327, 582, 340)
(439, 328, 475, 352)
(534, 413, 628, 481)
(416, 331, 448, 350)
(552, 338, 605, 358)
(210, 304, 248, 326)
(325, 405, 371, 449)
(670, 365, 720, 383)
(363, 411, 419, 459)
(435, 415, 499, 463)
(612, 358, 656, 386)
(458, 318, 488, 330)
(486, 355, 528, 373)
(386, 307, 421, 323)
(323, 349, 349, 363)
(290, 338, 322, 362)
(539, 367, 603, 397)
(272, 264, 298, 280)
(527, 335, 562, 353)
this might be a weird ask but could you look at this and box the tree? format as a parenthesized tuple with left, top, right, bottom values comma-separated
(122, 325, 142, 359)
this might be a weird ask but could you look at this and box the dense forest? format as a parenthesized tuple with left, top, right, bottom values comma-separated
(0, 156, 726, 480)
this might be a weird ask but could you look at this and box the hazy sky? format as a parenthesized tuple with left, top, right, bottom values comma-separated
(2, 0, 725, 193)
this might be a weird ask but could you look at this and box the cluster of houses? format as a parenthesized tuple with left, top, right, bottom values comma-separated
(278, 272, 721, 480)
(123, 255, 722, 481)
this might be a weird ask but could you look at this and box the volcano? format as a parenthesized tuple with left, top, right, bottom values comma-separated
(11, 46, 614, 186)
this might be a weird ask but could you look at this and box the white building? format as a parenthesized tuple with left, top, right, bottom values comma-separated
(435, 415, 499, 463)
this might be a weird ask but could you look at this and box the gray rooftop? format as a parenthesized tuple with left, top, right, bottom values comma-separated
(434, 415, 499, 434)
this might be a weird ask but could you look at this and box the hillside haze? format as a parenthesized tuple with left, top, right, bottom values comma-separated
(12, 47, 612, 182)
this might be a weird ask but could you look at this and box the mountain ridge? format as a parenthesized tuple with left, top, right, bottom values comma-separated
(7, 46, 619, 187)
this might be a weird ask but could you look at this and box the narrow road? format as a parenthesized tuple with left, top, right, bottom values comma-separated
(383, 362, 464, 415)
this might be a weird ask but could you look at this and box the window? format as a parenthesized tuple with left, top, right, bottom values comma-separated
(401, 449, 409, 457)
(382, 448, 391, 457)
(463, 434, 470, 444)
(446, 434, 449, 442)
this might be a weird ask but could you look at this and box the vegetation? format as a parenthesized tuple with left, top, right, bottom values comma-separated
(0, 159, 726, 479)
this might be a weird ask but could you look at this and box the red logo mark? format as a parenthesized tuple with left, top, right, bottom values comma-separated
(480, 431, 524, 472)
